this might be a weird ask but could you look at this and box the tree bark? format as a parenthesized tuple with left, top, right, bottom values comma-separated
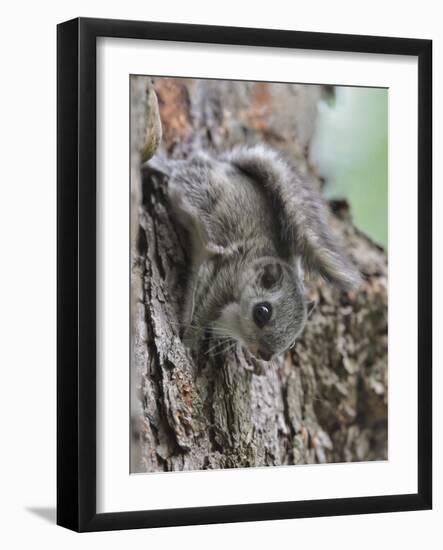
(130, 77, 388, 473)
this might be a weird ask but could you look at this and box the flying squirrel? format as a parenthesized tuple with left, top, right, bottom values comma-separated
(148, 145, 361, 362)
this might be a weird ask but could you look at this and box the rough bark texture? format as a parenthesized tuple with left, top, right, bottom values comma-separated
(130, 77, 388, 473)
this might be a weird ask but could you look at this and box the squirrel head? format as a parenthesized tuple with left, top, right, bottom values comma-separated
(216, 257, 308, 361)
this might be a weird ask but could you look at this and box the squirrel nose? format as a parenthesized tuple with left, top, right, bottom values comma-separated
(258, 349, 272, 361)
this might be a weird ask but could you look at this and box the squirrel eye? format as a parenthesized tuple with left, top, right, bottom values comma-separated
(253, 302, 273, 328)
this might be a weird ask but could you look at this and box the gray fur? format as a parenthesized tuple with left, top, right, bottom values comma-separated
(154, 145, 360, 360)
(223, 145, 361, 290)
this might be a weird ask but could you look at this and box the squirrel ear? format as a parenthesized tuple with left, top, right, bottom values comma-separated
(224, 145, 361, 291)
(259, 262, 283, 289)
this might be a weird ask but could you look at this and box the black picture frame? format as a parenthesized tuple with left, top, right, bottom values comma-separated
(57, 17, 432, 532)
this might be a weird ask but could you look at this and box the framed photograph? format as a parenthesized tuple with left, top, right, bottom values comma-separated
(57, 17, 432, 532)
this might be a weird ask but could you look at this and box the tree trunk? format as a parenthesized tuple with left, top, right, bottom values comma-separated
(130, 76, 388, 473)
